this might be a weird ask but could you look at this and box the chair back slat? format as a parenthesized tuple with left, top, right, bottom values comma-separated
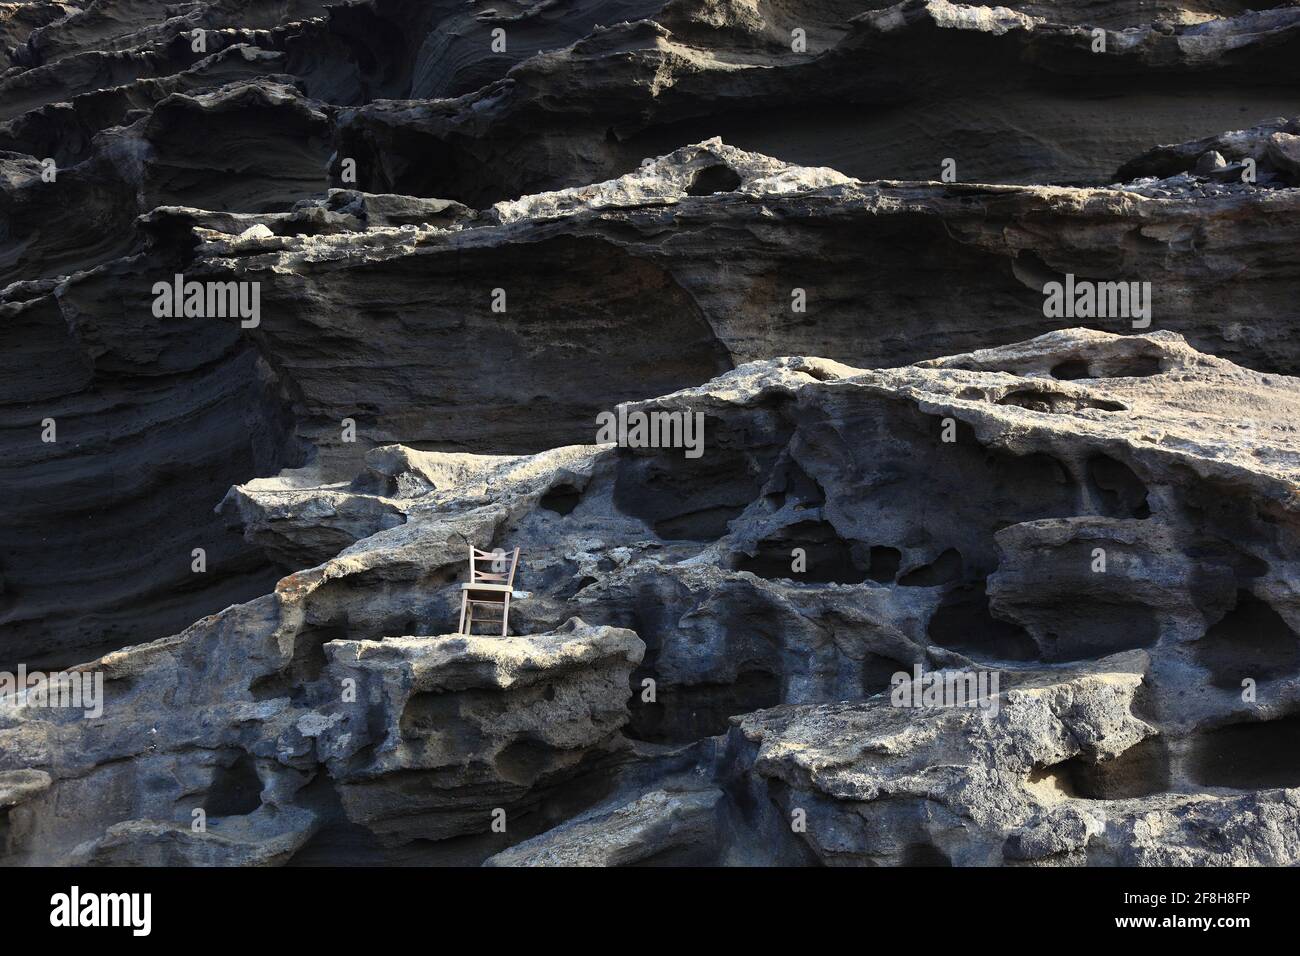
(467, 545, 520, 586)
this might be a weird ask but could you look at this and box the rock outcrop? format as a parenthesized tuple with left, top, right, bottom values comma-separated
(10, 134, 1300, 666)
(6, 326, 1300, 865)
(4, 0, 1300, 867)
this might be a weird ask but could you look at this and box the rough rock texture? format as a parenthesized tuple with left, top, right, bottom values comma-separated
(11, 133, 1300, 665)
(5, 0, 1300, 867)
(7, 325, 1300, 865)
(0, 601, 642, 864)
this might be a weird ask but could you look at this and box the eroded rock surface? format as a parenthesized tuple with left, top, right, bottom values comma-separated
(6, 327, 1300, 865)
(4, 0, 1300, 867)
(11, 131, 1300, 665)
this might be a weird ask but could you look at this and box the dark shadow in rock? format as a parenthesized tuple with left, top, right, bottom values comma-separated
(1189, 714, 1300, 790)
(613, 403, 793, 541)
(540, 484, 583, 516)
(864, 545, 902, 583)
(1042, 737, 1171, 800)
(249, 623, 343, 701)
(654, 505, 749, 542)
(898, 548, 963, 587)
(1050, 360, 1092, 380)
(1051, 353, 1163, 380)
(1087, 454, 1150, 518)
(927, 582, 1038, 660)
(203, 753, 263, 817)
(494, 739, 570, 788)
(860, 653, 911, 697)
(400, 692, 489, 754)
(763, 456, 826, 510)
(901, 842, 952, 866)
(627, 670, 779, 744)
(1035, 601, 1160, 661)
(732, 520, 867, 583)
(988, 451, 1076, 527)
(1195, 590, 1300, 690)
(288, 753, 622, 865)
(997, 387, 1126, 413)
(685, 163, 742, 196)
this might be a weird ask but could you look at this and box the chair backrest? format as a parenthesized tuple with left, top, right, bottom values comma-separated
(469, 546, 520, 587)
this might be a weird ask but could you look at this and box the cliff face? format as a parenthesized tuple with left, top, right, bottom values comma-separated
(3, 0, 1300, 866)
(7, 328, 1300, 865)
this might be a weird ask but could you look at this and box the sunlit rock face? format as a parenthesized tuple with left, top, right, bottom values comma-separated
(3, 0, 1300, 866)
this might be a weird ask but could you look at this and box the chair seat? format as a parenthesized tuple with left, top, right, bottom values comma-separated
(461, 583, 512, 592)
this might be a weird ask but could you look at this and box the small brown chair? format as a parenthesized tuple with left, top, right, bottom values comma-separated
(458, 546, 520, 636)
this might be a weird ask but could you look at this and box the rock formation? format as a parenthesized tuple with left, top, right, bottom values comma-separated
(3, 0, 1299, 866)
(6, 324, 1300, 865)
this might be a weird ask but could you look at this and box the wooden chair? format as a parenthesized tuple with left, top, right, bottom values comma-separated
(458, 546, 521, 637)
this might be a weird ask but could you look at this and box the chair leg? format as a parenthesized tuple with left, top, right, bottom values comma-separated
(458, 593, 467, 635)
(466, 601, 475, 636)
(501, 594, 511, 637)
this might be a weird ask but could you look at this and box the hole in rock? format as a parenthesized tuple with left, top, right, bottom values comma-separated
(627, 670, 780, 744)
(568, 576, 599, 597)
(1178, 477, 1274, 558)
(1185, 541, 1270, 591)
(1051, 354, 1163, 380)
(866, 546, 902, 584)
(654, 506, 748, 541)
(997, 387, 1126, 413)
(1086, 455, 1150, 518)
(613, 407, 793, 542)
(1039, 737, 1171, 800)
(1025, 763, 1079, 799)
(400, 691, 489, 753)
(898, 548, 963, 587)
(249, 623, 343, 700)
(1189, 714, 1300, 789)
(763, 458, 826, 510)
(732, 521, 867, 584)
(927, 583, 1038, 660)
(993, 450, 1072, 499)
(1103, 353, 1164, 378)
(901, 843, 952, 866)
(1195, 591, 1300, 690)
(285, 776, 429, 866)
(1050, 360, 1091, 380)
(1035, 601, 1160, 661)
(685, 163, 742, 196)
(203, 753, 263, 817)
(860, 653, 911, 696)
(540, 485, 582, 516)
